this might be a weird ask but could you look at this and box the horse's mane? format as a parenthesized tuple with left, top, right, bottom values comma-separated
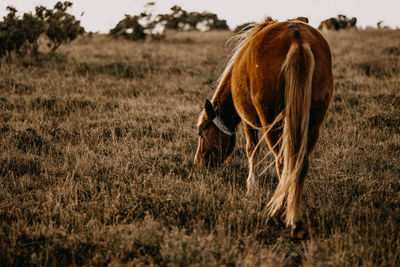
(198, 19, 277, 128)
(212, 18, 277, 102)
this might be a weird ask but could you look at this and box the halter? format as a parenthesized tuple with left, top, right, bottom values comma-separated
(212, 115, 237, 136)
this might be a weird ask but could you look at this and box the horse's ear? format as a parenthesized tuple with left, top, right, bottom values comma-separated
(204, 100, 216, 120)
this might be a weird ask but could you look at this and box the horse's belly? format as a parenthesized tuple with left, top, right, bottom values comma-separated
(232, 88, 262, 129)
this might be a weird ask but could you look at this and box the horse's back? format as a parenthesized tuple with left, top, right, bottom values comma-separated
(231, 21, 333, 127)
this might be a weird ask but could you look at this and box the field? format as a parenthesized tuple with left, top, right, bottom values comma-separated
(0, 28, 399, 266)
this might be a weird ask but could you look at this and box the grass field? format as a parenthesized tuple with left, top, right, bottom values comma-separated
(0, 28, 399, 266)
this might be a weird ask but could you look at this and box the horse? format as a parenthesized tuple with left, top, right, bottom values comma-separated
(194, 19, 333, 239)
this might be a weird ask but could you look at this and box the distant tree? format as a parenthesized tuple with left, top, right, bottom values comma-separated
(109, 14, 147, 40)
(110, 4, 229, 41)
(0, 1, 85, 60)
(196, 12, 229, 30)
(319, 15, 357, 31)
(157, 5, 187, 30)
(45, 1, 84, 54)
(110, 2, 165, 41)
(156, 5, 229, 31)
(234, 22, 256, 33)
(0, 6, 26, 59)
(21, 6, 46, 56)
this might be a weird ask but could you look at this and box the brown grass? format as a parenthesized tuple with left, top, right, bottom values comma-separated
(0, 29, 399, 266)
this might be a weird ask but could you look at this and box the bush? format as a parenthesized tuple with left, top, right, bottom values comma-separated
(109, 4, 229, 41)
(45, 1, 84, 54)
(156, 5, 229, 32)
(21, 6, 46, 56)
(234, 22, 256, 33)
(109, 15, 147, 41)
(0, 1, 84, 60)
(318, 14, 357, 31)
(109, 2, 162, 41)
(0, 6, 26, 59)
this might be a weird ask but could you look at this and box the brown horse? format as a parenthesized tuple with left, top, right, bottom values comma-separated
(194, 19, 333, 239)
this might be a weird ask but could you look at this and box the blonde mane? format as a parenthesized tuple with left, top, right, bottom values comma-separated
(212, 19, 277, 102)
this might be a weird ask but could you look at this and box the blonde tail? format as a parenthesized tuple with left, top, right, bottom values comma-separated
(267, 42, 315, 226)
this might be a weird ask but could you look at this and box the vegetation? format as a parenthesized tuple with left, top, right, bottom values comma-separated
(0, 1, 84, 60)
(319, 14, 358, 30)
(0, 25, 399, 266)
(109, 4, 229, 41)
(44, 2, 84, 54)
(157, 5, 229, 31)
(234, 22, 256, 33)
(0, 6, 26, 58)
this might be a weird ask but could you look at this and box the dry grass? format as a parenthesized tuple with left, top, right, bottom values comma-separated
(0, 28, 399, 266)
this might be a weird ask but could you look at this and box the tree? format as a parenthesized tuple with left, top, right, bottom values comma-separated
(0, 6, 26, 59)
(109, 4, 230, 41)
(156, 6, 229, 32)
(45, 1, 84, 54)
(21, 6, 46, 56)
(319, 15, 357, 31)
(0, 2, 85, 60)
(109, 14, 147, 40)
(234, 22, 256, 33)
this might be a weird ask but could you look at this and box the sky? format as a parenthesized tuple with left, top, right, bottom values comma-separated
(1, 0, 399, 32)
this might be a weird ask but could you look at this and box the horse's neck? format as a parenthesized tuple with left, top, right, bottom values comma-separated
(211, 70, 241, 130)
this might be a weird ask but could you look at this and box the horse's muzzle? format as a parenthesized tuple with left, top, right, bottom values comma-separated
(194, 152, 216, 168)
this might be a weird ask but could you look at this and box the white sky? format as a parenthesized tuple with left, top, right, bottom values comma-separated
(1, 0, 399, 32)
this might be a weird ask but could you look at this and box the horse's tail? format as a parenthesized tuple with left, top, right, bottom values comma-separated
(267, 42, 315, 226)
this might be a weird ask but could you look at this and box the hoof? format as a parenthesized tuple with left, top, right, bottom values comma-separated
(290, 221, 308, 240)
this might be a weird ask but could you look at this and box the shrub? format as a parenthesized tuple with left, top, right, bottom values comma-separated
(318, 14, 357, 31)
(109, 2, 161, 41)
(156, 5, 229, 32)
(0, 1, 84, 60)
(234, 22, 256, 33)
(21, 6, 46, 56)
(109, 15, 147, 41)
(0, 6, 26, 59)
(45, 1, 84, 54)
(109, 4, 229, 41)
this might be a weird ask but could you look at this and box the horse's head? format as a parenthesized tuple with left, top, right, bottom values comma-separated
(194, 100, 236, 168)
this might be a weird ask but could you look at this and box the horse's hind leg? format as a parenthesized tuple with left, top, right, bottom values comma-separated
(288, 158, 309, 239)
(264, 126, 286, 226)
(288, 125, 320, 239)
(243, 122, 260, 195)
